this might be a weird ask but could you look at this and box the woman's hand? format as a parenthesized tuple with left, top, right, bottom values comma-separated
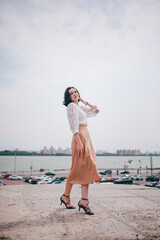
(76, 142, 83, 156)
(79, 97, 85, 104)
(79, 97, 99, 111)
(74, 133, 83, 156)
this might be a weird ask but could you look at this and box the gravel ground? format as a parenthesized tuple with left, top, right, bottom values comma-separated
(0, 182, 160, 240)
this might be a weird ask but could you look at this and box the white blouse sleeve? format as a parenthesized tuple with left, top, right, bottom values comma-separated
(80, 105, 99, 118)
(67, 103, 79, 135)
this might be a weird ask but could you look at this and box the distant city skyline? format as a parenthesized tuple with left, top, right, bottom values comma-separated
(1, 146, 159, 156)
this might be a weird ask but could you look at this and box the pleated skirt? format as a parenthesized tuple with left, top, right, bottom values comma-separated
(67, 125, 101, 184)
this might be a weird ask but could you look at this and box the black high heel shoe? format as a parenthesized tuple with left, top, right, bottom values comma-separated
(78, 198, 94, 215)
(60, 194, 75, 209)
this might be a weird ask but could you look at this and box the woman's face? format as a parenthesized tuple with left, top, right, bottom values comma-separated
(69, 88, 79, 103)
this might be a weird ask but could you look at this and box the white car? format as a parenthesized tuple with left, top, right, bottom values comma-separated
(132, 175, 143, 181)
(37, 179, 51, 184)
(41, 175, 52, 180)
(9, 175, 22, 180)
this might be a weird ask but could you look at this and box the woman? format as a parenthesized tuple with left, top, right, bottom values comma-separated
(60, 87, 101, 215)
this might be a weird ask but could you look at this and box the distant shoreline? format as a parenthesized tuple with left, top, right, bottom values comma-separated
(0, 152, 160, 157)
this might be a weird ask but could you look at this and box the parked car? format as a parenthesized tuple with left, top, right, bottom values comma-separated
(9, 175, 22, 180)
(24, 176, 37, 182)
(146, 176, 159, 182)
(37, 179, 52, 184)
(59, 176, 66, 181)
(0, 181, 6, 186)
(145, 182, 159, 187)
(24, 177, 32, 182)
(114, 177, 133, 184)
(155, 184, 160, 189)
(99, 169, 112, 175)
(132, 175, 143, 181)
(100, 177, 115, 183)
(104, 169, 112, 175)
(49, 179, 65, 184)
(30, 178, 42, 184)
(120, 170, 130, 174)
(53, 180, 63, 184)
(45, 172, 55, 176)
(47, 177, 66, 184)
(121, 174, 130, 178)
(4, 174, 12, 178)
(47, 180, 57, 184)
(40, 175, 53, 180)
(99, 172, 106, 175)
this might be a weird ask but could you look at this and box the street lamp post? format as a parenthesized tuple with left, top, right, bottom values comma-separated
(150, 154, 153, 175)
(14, 149, 18, 175)
(139, 160, 142, 175)
(30, 164, 33, 175)
(14, 150, 16, 175)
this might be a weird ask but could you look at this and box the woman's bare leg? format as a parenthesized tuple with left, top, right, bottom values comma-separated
(81, 184, 90, 207)
(64, 181, 73, 196)
(62, 181, 74, 207)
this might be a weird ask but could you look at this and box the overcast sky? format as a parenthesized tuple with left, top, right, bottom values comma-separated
(0, 0, 160, 153)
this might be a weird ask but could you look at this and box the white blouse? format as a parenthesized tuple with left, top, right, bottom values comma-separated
(67, 102, 99, 135)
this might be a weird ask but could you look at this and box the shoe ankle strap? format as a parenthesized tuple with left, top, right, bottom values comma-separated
(81, 198, 88, 201)
(63, 194, 70, 198)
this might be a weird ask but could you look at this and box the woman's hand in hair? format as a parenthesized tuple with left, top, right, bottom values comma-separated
(79, 97, 85, 104)
(79, 97, 99, 112)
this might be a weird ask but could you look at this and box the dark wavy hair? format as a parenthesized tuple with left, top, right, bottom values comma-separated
(63, 87, 80, 107)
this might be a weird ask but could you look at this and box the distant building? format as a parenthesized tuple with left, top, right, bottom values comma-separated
(96, 150, 105, 155)
(56, 147, 64, 154)
(49, 146, 56, 155)
(116, 149, 142, 156)
(56, 147, 72, 154)
(40, 146, 72, 155)
(41, 146, 50, 154)
(63, 147, 72, 154)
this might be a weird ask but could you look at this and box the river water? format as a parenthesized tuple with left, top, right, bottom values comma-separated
(0, 156, 159, 173)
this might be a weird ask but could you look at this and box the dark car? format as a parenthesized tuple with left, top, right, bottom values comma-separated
(155, 184, 160, 189)
(24, 177, 31, 182)
(146, 176, 159, 182)
(45, 172, 55, 176)
(47, 176, 66, 184)
(114, 177, 133, 184)
(120, 170, 130, 174)
(31, 177, 44, 184)
(99, 172, 106, 175)
(24, 177, 36, 183)
(31, 179, 39, 184)
(53, 180, 63, 184)
(59, 177, 67, 181)
(104, 169, 112, 175)
(99, 169, 112, 175)
(145, 182, 159, 187)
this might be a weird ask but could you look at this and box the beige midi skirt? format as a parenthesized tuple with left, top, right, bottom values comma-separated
(67, 125, 101, 184)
